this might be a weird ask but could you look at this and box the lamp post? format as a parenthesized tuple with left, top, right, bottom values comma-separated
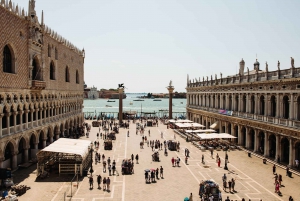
(89, 143, 94, 175)
(224, 149, 228, 170)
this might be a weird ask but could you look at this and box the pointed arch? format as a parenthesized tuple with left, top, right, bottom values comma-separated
(76, 70, 79, 84)
(32, 56, 42, 80)
(65, 66, 70, 82)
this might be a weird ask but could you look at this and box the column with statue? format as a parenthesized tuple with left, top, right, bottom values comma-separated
(118, 84, 125, 123)
(167, 81, 174, 119)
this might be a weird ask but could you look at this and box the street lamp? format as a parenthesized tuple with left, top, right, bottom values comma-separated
(224, 149, 228, 170)
(88, 143, 94, 175)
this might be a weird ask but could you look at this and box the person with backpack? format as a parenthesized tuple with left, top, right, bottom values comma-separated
(135, 154, 139, 164)
(102, 177, 106, 190)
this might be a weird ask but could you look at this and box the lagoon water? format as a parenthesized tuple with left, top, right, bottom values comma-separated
(83, 93, 186, 117)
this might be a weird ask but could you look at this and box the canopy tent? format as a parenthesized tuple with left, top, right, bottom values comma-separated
(36, 138, 92, 176)
(185, 129, 216, 133)
(210, 121, 219, 129)
(168, 119, 193, 123)
(196, 133, 237, 139)
(183, 123, 205, 128)
(175, 123, 191, 128)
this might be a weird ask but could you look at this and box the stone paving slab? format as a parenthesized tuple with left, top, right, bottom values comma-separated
(13, 120, 300, 201)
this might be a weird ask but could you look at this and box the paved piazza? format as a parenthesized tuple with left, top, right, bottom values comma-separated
(14, 120, 300, 201)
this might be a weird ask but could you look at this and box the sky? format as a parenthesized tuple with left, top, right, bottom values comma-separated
(11, 0, 300, 93)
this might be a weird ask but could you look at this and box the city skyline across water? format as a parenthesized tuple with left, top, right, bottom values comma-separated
(83, 93, 186, 118)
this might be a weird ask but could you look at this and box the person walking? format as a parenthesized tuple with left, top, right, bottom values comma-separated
(189, 193, 193, 201)
(160, 166, 163, 178)
(218, 158, 221, 167)
(102, 177, 106, 191)
(231, 178, 235, 192)
(202, 154, 204, 163)
(171, 157, 175, 167)
(210, 149, 213, 158)
(228, 179, 232, 192)
(108, 165, 112, 176)
(127, 130, 129, 137)
(89, 176, 94, 189)
(273, 164, 276, 174)
(97, 175, 102, 189)
(131, 154, 134, 162)
(185, 156, 188, 164)
(106, 177, 111, 191)
(135, 154, 139, 164)
(156, 168, 159, 179)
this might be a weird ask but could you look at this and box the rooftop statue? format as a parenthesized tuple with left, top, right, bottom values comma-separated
(118, 83, 124, 89)
(265, 62, 268, 72)
(291, 57, 295, 68)
(278, 60, 280, 70)
(169, 80, 172, 87)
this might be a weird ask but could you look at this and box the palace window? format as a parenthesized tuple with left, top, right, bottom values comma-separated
(76, 70, 79, 84)
(48, 44, 51, 57)
(55, 48, 58, 60)
(65, 66, 70, 82)
(50, 61, 55, 80)
(3, 45, 15, 73)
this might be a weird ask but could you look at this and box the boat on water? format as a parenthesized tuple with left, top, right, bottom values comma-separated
(153, 99, 162, 101)
(133, 99, 144, 101)
(181, 102, 183, 104)
(106, 105, 112, 107)
(129, 102, 133, 105)
(107, 99, 115, 102)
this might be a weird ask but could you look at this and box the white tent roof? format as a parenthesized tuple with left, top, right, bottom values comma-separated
(184, 123, 205, 128)
(38, 138, 92, 159)
(175, 123, 190, 128)
(210, 121, 219, 129)
(186, 129, 216, 133)
(168, 119, 193, 123)
(197, 133, 237, 139)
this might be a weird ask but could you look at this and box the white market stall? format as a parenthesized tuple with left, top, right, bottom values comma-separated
(36, 138, 92, 177)
(197, 133, 237, 140)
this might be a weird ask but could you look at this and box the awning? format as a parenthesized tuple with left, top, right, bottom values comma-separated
(185, 129, 216, 133)
(196, 133, 237, 139)
(37, 138, 91, 159)
(210, 121, 219, 129)
(168, 119, 193, 123)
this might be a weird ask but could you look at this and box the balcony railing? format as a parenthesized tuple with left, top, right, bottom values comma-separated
(187, 104, 300, 129)
(31, 80, 46, 90)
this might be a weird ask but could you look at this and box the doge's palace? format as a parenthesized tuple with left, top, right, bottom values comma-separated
(0, 0, 84, 169)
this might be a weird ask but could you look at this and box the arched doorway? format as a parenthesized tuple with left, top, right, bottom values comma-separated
(269, 134, 276, 158)
(283, 96, 289, 119)
(228, 95, 232, 110)
(18, 138, 27, 164)
(281, 138, 289, 163)
(4, 142, 14, 169)
(242, 95, 246, 112)
(249, 129, 255, 150)
(234, 95, 239, 111)
(270, 95, 276, 117)
(28, 134, 37, 160)
(222, 95, 226, 109)
(241, 127, 246, 146)
(38, 131, 44, 149)
(258, 131, 265, 154)
(259, 96, 265, 115)
(217, 95, 220, 108)
(234, 125, 238, 144)
(250, 95, 255, 114)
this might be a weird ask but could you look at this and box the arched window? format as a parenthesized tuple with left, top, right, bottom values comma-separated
(55, 48, 58, 60)
(283, 95, 289, 119)
(3, 45, 14, 73)
(65, 66, 70, 82)
(260, 96, 265, 115)
(48, 44, 51, 57)
(270, 95, 276, 117)
(50, 61, 55, 80)
(250, 95, 255, 114)
(76, 70, 79, 84)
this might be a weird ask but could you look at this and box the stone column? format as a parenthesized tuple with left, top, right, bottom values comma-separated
(55, 131, 60, 140)
(238, 125, 242, 145)
(12, 151, 18, 170)
(50, 135, 53, 143)
(42, 139, 47, 148)
(289, 138, 294, 166)
(276, 94, 280, 118)
(275, 135, 281, 161)
(264, 132, 269, 157)
(238, 94, 241, 112)
(23, 148, 29, 163)
(20, 111, 23, 130)
(167, 86, 174, 119)
(245, 127, 249, 148)
(246, 94, 249, 113)
(25, 110, 28, 129)
(31, 110, 34, 128)
(118, 88, 124, 122)
(289, 94, 294, 119)
(254, 129, 258, 152)
(218, 120, 222, 133)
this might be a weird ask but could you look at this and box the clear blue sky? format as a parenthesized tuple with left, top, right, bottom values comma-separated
(13, 0, 300, 93)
